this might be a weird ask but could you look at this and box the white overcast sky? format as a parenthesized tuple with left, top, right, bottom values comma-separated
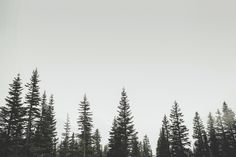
(1, 0, 236, 150)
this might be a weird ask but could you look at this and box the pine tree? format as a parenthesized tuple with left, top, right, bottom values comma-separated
(130, 132, 141, 157)
(25, 69, 41, 157)
(215, 109, 229, 156)
(69, 132, 79, 157)
(0, 74, 25, 156)
(222, 102, 236, 156)
(156, 128, 170, 157)
(107, 117, 122, 157)
(169, 101, 190, 157)
(192, 112, 209, 157)
(116, 88, 135, 157)
(78, 94, 93, 157)
(92, 129, 102, 157)
(102, 145, 108, 157)
(207, 112, 219, 157)
(59, 114, 71, 157)
(142, 135, 152, 157)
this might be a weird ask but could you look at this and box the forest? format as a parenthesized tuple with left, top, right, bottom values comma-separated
(0, 69, 236, 157)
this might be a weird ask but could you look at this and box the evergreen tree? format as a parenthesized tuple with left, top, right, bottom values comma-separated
(116, 88, 135, 157)
(142, 135, 152, 157)
(69, 132, 79, 157)
(107, 117, 122, 157)
(192, 112, 209, 157)
(78, 95, 93, 157)
(169, 101, 190, 157)
(102, 145, 108, 157)
(59, 114, 71, 157)
(207, 112, 219, 157)
(156, 128, 170, 157)
(25, 69, 41, 157)
(92, 129, 102, 157)
(222, 102, 236, 156)
(0, 74, 25, 157)
(215, 109, 229, 156)
(130, 132, 141, 157)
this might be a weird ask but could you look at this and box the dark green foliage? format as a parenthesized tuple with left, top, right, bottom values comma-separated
(169, 101, 190, 157)
(142, 135, 152, 157)
(69, 132, 79, 157)
(78, 95, 93, 157)
(25, 69, 41, 157)
(92, 129, 102, 157)
(0, 74, 25, 157)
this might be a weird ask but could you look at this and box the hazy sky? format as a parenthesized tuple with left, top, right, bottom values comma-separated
(1, 0, 236, 150)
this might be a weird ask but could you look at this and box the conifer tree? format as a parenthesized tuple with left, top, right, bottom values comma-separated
(107, 117, 122, 157)
(130, 132, 141, 157)
(207, 112, 219, 157)
(222, 102, 236, 156)
(116, 88, 135, 157)
(25, 69, 41, 157)
(78, 95, 93, 157)
(192, 112, 209, 157)
(69, 132, 79, 157)
(92, 129, 102, 157)
(142, 135, 152, 157)
(156, 128, 170, 157)
(0, 74, 25, 156)
(169, 101, 190, 157)
(102, 145, 108, 157)
(59, 114, 71, 157)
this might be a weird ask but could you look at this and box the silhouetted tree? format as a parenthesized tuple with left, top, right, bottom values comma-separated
(78, 95, 93, 157)
(130, 132, 141, 157)
(207, 112, 219, 157)
(169, 101, 190, 157)
(25, 69, 41, 157)
(0, 74, 25, 157)
(157, 128, 170, 157)
(69, 132, 79, 157)
(92, 129, 102, 157)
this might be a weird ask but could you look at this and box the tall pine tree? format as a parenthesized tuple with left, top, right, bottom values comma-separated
(25, 69, 41, 157)
(0, 74, 25, 157)
(78, 94, 93, 157)
(92, 129, 102, 157)
(169, 101, 190, 157)
(142, 135, 152, 157)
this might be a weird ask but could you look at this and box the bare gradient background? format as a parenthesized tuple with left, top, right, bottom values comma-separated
(1, 0, 236, 151)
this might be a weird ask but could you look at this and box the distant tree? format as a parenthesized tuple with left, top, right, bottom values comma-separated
(130, 132, 141, 157)
(78, 95, 93, 157)
(59, 114, 71, 157)
(25, 69, 41, 157)
(0, 74, 25, 157)
(207, 112, 219, 157)
(142, 135, 152, 157)
(92, 129, 102, 157)
(192, 112, 210, 157)
(169, 101, 190, 157)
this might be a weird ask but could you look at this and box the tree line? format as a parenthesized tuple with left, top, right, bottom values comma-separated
(0, 69, 236, 157)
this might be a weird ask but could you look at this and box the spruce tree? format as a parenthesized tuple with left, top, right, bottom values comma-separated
(169, 101, 190, 157)
(207, 112, 219, 157)
(156, 128, 170, 157)
(59, 114, 71, 157)
(130, 132, 141, 157)
(116, 88, 135, 157)
(69, 132, 79, 157)
(92, 129, 102, 157)
(222, 102, 236, 156)
(0, 74, 25, 156)
(192, 112, 209, 157)
(78, 95, 93, 157)
(107, 117, 122, 157)
(142, 135, 152, 157)
(25, 69, 41, 157)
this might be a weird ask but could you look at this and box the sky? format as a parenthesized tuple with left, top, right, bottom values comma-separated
(1, 0, 236, 151)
